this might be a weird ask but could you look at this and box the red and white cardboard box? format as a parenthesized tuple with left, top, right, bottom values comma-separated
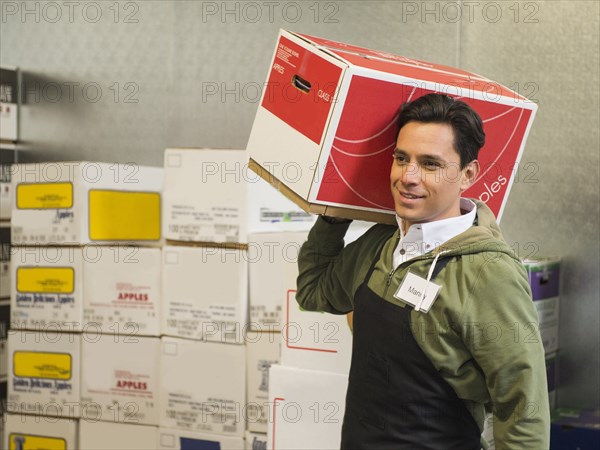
(281, 288, 353, 376)
(268, 365, 348, 450)
(162, 245, 248, 344)
(79, 421, 159, 449)
(163, 148, 315, 245)
(81, 335, 161, 425)
(7, 330, 81, 418)
(247, 30, 538, 223)
(246, 331, 280, 433)
(3, 413, 78, 450)
(159, 337, 246, 437)
(158, 428, 244, 450)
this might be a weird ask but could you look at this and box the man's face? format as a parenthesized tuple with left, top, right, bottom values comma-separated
(390, 121, 479, 231)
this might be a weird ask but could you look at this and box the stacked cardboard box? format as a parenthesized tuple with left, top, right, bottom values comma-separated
(524, 257, 562, 411)
(7, 161, 163, 443)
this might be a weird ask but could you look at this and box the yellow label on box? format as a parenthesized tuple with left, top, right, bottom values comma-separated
(9, 434, 67, 450)
(16, 267, 75, 294)
(14, 351, 72, 380)
(88, 190, 161, 241)
(17, 183, 73, 209)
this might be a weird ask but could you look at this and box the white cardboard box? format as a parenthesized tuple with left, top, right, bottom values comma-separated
(7, 330, 81, 418)
(158, 428, 245, 450)
(524, 257, 561, 354)
(248, 232, 307, 330)
(82, 246, 161, 336)
(246, 331, 280, 433)
(162, 246, 247, 344)
(1, 144, 16, 220)
(79, 420, 159, 449)
(160, 337, 246, 437)
(246, 431, 267, 450)
(11, 246, 161, 335)
(281, 288, 352, 376)
(0, 67, 18, 142)
(11, 162, 163, 245)
(163, 148, 315, 245)
(247, 30, 537, 223)
(3, 413, 78, 450)
(81, 335, 160, 425)
(267, 365, 348, 450)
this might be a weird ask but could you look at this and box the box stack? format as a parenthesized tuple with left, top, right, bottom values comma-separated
(161, 148, 325, 449)
(0, 92, 16, 434)
(5, 161, 163, 448)
(524, 257, 561, 411)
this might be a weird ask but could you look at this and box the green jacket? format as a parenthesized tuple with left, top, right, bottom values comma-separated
(297, 200, 550, 449)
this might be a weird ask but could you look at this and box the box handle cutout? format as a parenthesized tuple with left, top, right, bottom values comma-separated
(292, 74, 311, 93)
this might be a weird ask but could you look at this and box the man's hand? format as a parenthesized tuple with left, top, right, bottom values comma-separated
(320, 215, 353, 224)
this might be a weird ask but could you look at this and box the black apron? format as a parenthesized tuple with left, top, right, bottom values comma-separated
(340, 246, 481, 450)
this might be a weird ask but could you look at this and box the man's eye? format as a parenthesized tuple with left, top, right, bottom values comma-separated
(394, 154, 408, 163)
(422, 160, 441, 169)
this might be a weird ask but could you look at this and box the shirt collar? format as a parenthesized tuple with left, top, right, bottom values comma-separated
(395, 198, 477, 245)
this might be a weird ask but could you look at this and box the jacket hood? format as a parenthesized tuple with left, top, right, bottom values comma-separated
(435, 199, 518, 261)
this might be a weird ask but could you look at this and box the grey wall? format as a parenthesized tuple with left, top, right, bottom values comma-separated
(2, 0, 599, 408)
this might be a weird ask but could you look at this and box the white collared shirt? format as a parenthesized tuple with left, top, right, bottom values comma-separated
(393, 198, 477, 269)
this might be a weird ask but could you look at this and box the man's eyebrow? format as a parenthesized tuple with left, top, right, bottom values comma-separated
(393, 148, 446, 162)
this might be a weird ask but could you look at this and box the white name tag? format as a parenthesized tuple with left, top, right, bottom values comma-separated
(394, 271, 442, 313)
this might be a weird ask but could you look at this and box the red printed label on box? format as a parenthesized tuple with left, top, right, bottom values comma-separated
(262, 35, 343, 145)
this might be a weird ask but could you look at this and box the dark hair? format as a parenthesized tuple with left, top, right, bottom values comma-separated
(397, 93, 485, 168)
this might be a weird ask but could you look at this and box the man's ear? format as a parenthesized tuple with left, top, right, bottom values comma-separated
(460, 159, 480, 192)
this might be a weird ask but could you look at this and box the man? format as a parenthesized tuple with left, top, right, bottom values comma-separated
(296, 93, 550, 449)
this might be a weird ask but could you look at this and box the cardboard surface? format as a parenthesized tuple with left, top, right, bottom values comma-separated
(7, 330, 81, 418)
(281, 290, 352, 376)
(162, 245, 248, 344)
(82, 246, 161, 336)
(159, 337, 246, 437)
(3, 413, 78, 450)
(267, 365, 348, 450)
(79, 421, 159, 449)
(246, 431, 267, 450)
(246, 331, 280, 433)
(163, 149, 315, 245)
(81, 335, 160, 425)
(11, 162, 163, 245)
(248, 232, 308, 330)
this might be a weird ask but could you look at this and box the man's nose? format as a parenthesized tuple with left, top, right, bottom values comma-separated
(401, 162, 421, 185)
